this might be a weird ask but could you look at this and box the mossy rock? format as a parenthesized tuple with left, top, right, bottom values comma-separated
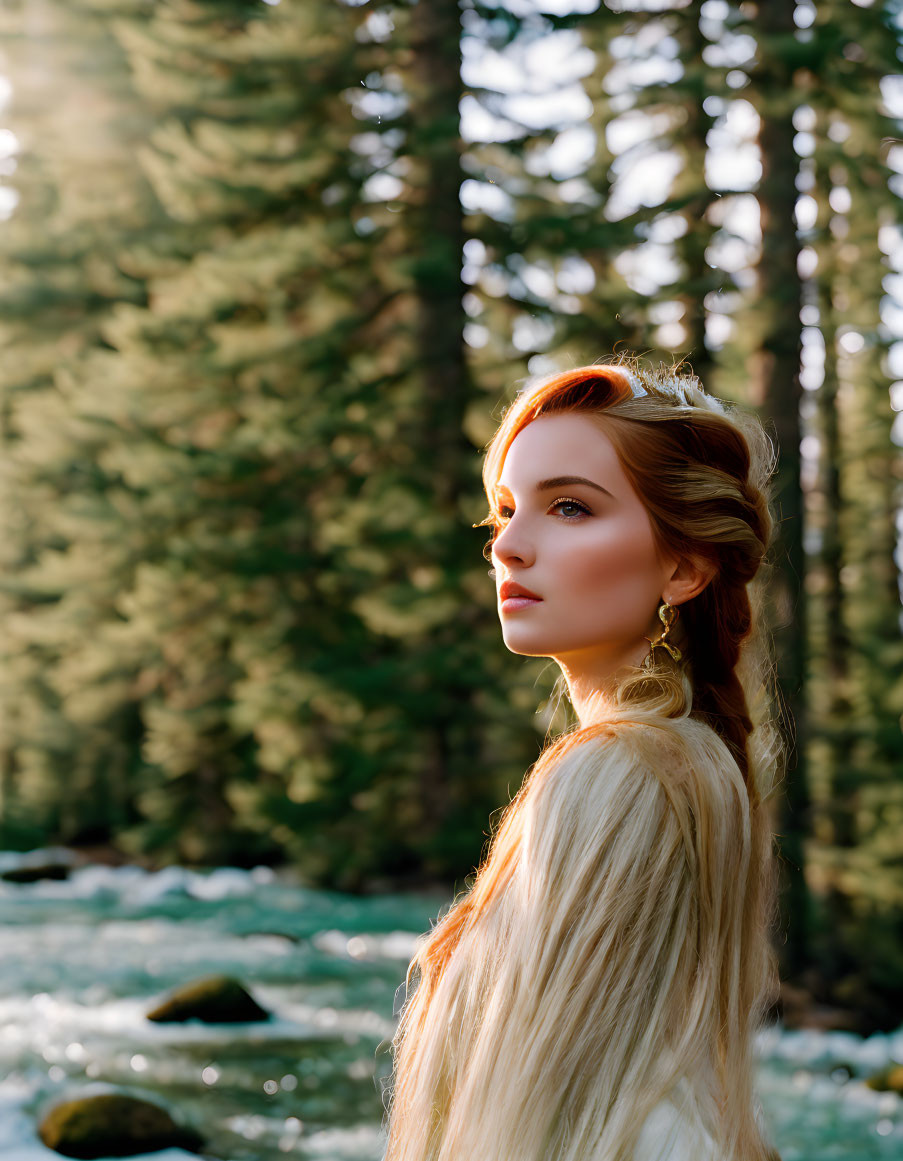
(1, 862, 70, 883)
(865, 1064, 903, 1093)
(38, 1093, 203, 1159)
(146, 974, 270, 1023)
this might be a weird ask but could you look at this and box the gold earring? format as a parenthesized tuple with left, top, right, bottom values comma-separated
(642, 601, 682, 672)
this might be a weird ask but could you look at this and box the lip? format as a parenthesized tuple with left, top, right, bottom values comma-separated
(499, 580, 542, 602)
(501, 596, 542, 613)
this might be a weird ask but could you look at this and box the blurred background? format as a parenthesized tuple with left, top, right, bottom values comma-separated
(0, 0, 901, 1158)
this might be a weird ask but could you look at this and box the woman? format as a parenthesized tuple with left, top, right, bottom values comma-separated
(382, 360, 786, 1161)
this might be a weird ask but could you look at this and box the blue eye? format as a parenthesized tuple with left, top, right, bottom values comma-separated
(496, 498, 590, 521)
(551, 498, 590, 519)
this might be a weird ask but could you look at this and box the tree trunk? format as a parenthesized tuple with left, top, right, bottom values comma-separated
(752, 0, 811, 979)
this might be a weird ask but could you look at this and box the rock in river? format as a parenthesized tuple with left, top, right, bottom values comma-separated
(146, 973, 271, 1023)
(1, 862, 70, 883)
(866, 1063, 903, 1093)
(38, 1092, 203, 1158)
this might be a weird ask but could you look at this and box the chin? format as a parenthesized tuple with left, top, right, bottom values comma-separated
(500, 632, 552, 658)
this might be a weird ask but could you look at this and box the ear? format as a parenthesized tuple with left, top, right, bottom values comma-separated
(663, 554, 717, 607)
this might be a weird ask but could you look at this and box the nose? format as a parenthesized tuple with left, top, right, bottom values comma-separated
(491, 517, 533, 568)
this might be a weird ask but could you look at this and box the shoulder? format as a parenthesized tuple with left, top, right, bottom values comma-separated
(633, 1092, 721, 1161)
(542, 715, 698, 798)
(521, 718, 698, 881)
(530, 715, 737, 868)
(553, 713, 742, 807)
(556, 713, 702, 761)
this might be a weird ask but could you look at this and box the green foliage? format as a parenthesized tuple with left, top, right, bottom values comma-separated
(0, 0, 164, 849)
(788, 0, 903, 1025)
(0, 0, 900, 1025)
(0, 0, 549, 888)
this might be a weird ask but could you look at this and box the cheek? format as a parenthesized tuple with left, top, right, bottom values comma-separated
(563, 518, 659, 595)
(550, 522, 664, 639)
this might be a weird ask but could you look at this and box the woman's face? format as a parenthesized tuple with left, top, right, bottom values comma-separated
(490, 412, 677, 673)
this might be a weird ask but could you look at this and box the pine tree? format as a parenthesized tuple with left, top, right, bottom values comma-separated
(745, 0, 811, 980)
(0, 0, 160, 846)
(456, 0, 650, 396)
(26, 0, 548, 884)
(800, 0, 903, 1028)
(64, 0, 404, 871)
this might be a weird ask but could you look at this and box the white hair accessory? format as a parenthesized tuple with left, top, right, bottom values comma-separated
(623, 366, 702, 406)
(621, 368, 648, 398)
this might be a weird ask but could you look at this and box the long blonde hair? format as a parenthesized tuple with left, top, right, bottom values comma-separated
(382, 359, 786, 1161)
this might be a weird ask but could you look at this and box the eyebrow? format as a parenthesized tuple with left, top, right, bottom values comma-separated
(496, 475, 615, 501)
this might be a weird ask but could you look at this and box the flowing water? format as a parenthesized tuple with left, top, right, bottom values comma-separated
(0, 854, 901, 1161)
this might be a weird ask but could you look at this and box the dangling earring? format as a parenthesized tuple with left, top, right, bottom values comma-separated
(642, 601, 682, 672)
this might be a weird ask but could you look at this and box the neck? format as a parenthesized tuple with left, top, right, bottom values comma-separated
(557, 636, 653, 728)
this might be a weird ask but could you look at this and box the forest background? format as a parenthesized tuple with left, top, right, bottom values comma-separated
(0, 0, 901, 1033)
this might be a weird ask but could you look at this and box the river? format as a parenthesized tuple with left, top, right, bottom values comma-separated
(0, 856, 900, 1160)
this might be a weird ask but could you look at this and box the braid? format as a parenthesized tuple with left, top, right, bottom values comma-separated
(683, 580, 755, 792)
(672, 451, 774, 797)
